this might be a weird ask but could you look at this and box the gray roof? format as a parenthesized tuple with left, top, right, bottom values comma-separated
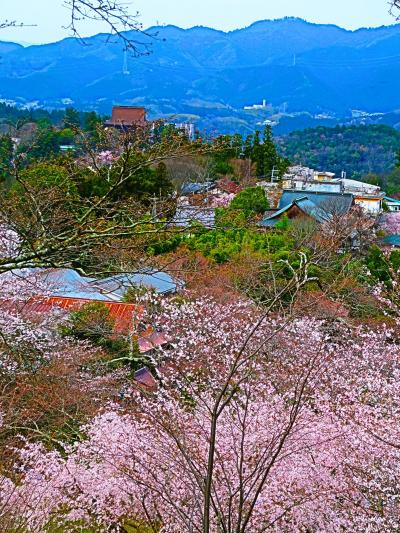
(171, 206, 215, 228)
(181, 182, 215, 195)
(6, 267, 183, 301)
(279, 190, 354, 215)
(7, 268, 113, 301)
(92, 270, 183, 296)
(260, 196, 334, 227)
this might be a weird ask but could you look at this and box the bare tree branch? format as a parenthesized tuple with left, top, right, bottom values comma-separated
(63, 0, 154, 55)
(389, 0, 400, 19)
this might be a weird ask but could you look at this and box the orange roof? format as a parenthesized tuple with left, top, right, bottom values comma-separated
(22, 296, 144, 334)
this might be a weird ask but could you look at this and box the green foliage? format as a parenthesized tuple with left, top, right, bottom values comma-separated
(365, 245, 391, 285)
(0, 134, 13, 182)
(215, 207, 248, 229)
(63, 107, 81, 129)
(186, 227, 294, 264)
(278, 124, 400, 179)
(13, 162, 79, 199)
(61, 303, 133, 362)
(58, 128, 76, 146)
(229, 186, 269, 218)
(62, 302, 115, 343)
(396, 148, 400, 169)
(84, 111, 103, 142)
(275, 213, 290, 231)
(210, 128, 289, 179)
(390, 250, 400, 271)
(19, 124, 61, 161)
(77, 154, 173, 202)
(366, 167, 400, 197)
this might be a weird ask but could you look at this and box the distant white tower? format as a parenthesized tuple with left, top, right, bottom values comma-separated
(122, 49, 130, 75)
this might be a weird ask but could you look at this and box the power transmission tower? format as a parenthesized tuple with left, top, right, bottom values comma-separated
(122, 49, 130, 75)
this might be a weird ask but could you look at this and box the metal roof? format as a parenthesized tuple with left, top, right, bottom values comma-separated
(6, 268, 183, 300)
(134, 367, 157, 389)
(93, 270, 183, 296)
(260, 196, 332, 226)
(171, 206, 215, 228)
(15, 296, 144, 333)
(383, 235, 400, 247)
(385, 196, 400, 205)
(181, 182, 215, 195)
(279, 190, 354, 215)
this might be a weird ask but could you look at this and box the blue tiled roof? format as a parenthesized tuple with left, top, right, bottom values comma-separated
(260, 196, 332, 226)
(295, 198, 332, 223)
(279, 190, 353, 215)
(383, 235, 400, 247)
(384, 196, 400, 205)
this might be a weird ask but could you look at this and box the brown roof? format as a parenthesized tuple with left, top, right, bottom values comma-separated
(134, 367, 157, 390)
(138, 331, 169, 354)
(216, 178, 242, 195)
(106, 106, 147, 126)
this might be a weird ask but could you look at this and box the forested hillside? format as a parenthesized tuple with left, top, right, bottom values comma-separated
(278, 125, 400, 178)
(1, 19, 400, 133)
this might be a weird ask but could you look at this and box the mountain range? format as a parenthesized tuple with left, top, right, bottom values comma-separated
(1, 17, 400, 134)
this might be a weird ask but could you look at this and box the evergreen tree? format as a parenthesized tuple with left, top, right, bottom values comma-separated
(229, 186, 269, 218)
(19, 125, 61, 161)
(262, 125, 280, 180)
(252, 130, 264, 178)
(0, 134, 13, 183)
(84, 111, 103, 136)
(396, 148, 400, 168)
(243, 134, 254, 160)
(64, 107, 81, 129)
(231, 133, 243, 158)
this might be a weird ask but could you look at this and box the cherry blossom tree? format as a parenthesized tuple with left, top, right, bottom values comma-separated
(3, 288, 400, 532)
(381, 212, 400, 235)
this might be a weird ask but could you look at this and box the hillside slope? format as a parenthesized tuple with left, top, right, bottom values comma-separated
(1, 18, 400, 133)
(278, 125, 400, 178)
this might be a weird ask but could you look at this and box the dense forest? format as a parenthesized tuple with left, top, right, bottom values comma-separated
(278, 125, 400, 179)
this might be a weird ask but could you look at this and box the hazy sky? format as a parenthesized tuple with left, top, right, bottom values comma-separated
(0, 0, 397, 45)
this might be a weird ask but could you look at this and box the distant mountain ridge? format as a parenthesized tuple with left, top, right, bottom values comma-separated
(0, 17, 400, 134)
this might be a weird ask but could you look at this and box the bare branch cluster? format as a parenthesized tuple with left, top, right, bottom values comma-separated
(63, 0, 154, 54)
(0, 21, 36, 30)
(389, 0, 400, 18)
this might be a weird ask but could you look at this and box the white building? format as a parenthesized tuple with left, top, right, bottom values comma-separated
(282, 166, 385, 216)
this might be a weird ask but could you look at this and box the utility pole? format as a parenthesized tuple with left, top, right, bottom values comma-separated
(151, 194, 158, 220)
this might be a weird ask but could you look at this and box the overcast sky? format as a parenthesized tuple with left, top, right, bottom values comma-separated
(0, 0, 397, 45)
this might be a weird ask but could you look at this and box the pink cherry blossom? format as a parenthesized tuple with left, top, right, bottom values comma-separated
(2, 297, 400, 532)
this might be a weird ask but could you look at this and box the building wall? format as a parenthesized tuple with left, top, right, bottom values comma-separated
(354, 197, 382, 215)
(110, 106, 146, 124)
(285, 180, 342, 193)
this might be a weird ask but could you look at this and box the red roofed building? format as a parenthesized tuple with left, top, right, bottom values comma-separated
(216, 178, 243, 195)
(105, 106, 147, 129)
(23, 296, 144, 334)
